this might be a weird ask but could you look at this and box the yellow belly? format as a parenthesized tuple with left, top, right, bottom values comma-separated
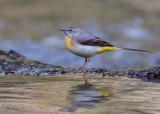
(97, 46, 117, 54)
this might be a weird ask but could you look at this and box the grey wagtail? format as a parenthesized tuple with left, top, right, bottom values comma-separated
(58, 26, 149, 85)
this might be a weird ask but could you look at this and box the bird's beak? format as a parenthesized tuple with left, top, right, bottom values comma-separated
(58, 28, 66, 31)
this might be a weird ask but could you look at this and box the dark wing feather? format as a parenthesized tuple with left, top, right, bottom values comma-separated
(79, 37, 114, 47)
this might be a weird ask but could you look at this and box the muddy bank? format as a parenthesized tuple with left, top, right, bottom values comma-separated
(0, 50, 160, 82)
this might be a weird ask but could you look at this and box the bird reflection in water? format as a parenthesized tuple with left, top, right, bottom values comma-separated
(60, 84, 115, 112)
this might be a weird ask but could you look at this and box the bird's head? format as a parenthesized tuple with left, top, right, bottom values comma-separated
(58, 26, 82, 37)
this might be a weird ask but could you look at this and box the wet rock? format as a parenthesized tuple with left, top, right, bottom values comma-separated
(0, 49, 25, 59)
(7, 50, 25, 59)
(0, 49, 160, 83)
(0, 50, 6, 55)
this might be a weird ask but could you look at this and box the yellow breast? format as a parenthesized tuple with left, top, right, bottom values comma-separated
(97, 46, 117, 54)
(65, 37, 74, 50)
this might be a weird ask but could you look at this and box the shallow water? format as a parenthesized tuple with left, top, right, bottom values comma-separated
(0, 75, 159, 114)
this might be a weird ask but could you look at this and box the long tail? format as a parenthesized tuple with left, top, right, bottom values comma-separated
(118, 48, 150, 53)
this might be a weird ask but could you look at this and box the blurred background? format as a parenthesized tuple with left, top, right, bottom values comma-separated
(0, 0, 160, 68)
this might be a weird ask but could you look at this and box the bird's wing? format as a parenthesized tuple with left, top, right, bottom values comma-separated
(78, 36, 114, 47)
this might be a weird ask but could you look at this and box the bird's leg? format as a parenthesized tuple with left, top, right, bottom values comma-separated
(82, 58, 89, 85)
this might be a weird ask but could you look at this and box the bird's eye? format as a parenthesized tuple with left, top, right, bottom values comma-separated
(68, 29, 72, 31)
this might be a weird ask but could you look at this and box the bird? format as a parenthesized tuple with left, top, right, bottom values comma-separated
(58, 26, 149, 85)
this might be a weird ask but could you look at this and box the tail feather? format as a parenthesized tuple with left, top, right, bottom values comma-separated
(118, 48, 149, 53)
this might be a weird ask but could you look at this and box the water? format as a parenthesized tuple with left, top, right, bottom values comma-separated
(0, 75, 159, 114)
